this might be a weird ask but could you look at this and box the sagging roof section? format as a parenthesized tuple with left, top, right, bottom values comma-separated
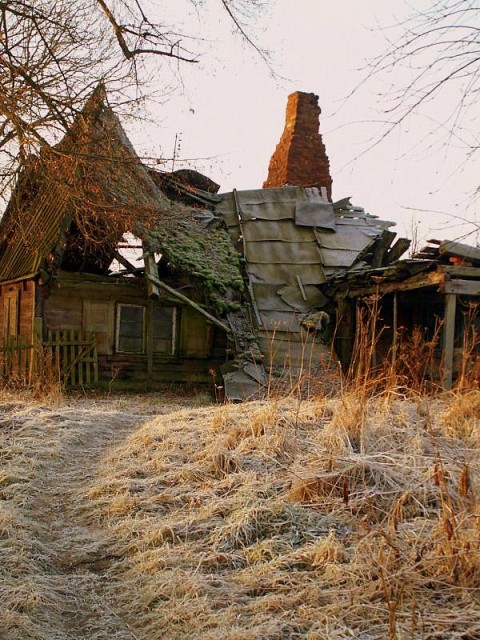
(0, 84, 170, 281)
(215, 186, 402, 367)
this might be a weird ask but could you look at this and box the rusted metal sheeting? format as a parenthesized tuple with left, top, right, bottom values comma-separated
(244, 240, 323, 265)
(247, 262, 326, 285)
(241, 219, 314, 243)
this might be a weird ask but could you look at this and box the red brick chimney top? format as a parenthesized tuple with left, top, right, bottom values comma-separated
(263, 91, 333, 200)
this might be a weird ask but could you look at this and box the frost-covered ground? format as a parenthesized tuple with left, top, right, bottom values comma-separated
(1, 391, 480, 639)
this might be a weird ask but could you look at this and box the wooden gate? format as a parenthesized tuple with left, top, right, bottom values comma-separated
(43, 329, 98, 387)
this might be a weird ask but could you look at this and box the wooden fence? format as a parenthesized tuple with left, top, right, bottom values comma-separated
(0, 335, 34, 382)
(0, 330, 98, 387)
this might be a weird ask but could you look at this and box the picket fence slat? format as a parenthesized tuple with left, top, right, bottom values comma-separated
(1, 330, 98, 387)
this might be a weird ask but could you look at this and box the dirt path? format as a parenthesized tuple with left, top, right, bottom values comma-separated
(4, 396, 186, 640)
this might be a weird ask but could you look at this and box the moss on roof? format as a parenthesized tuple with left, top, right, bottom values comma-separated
(141, 210, 244, 315)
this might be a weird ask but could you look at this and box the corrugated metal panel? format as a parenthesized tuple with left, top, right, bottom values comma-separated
(315, 227, 379, 251)
(241, 219, 314, 243)
(247, 262, 326, 285)
(245, 241, 323, 264)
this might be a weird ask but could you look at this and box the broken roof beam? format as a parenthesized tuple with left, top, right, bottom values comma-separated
(371, 230, 397, 268)
(342, 269, 446, 298)
(385, 238, 411, 264)
(112, 249, 140, 275)
(146, 273, 231, 334)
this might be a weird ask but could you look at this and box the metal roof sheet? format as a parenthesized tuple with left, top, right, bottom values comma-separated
(244, 240, 323, 265)
(315, 226, 379, 252)
(247, 262, 326, 285)
(241, 219, 314, 243)
(250, 283, 294, 311)
(318, 247, 363, 268)
(258, 310, 301, 332)
(295, 201, 336, 229)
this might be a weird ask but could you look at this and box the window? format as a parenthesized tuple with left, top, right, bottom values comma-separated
(153, 306, 176, 354)
(116, 304, 145, 353)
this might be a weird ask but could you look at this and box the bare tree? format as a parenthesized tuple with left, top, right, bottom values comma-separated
(368, 0, 479, 185)
(0, 0, 267, 197)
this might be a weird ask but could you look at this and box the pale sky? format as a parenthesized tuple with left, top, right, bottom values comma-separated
(127, 0, 479, 248)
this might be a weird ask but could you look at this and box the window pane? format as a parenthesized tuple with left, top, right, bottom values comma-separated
(117, 305, 144, 353)
(153, 307, 175, 354)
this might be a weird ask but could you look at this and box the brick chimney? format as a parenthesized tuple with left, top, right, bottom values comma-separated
(263, 92, 332, 200)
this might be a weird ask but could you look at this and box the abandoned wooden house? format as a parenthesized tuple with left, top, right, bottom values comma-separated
(0, 88, 478, 395)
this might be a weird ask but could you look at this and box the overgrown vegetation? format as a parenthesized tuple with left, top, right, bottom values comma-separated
(144, 214, 245, 314)
(1, 299, 480, 638)
(1, 373, 479, 639)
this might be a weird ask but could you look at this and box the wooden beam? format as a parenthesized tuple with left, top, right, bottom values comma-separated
(144, 254, 160, 298)
(443, 293, 457, 389)
(372, 230, 397, 268)
(146, 301, 153, 391)
(346, 270, 446, 298)
(443, 279, 480, 296)
(439, 240, 480, 263)
(392, 291, 398, 366)
(146, 274, 231, 334)
(112, 250, 138, 274)
(385, 238, 411, 264)
(441, 265, 480, 278)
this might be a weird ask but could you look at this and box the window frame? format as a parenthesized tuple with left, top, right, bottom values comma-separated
(116, 303, 146, 354)
(152, 305, 177, 356)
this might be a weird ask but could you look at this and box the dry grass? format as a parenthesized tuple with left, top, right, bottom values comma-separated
(1, 388, 480, 639)
(85, 393, 480, 639)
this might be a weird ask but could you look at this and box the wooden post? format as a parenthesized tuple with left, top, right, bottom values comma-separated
(392, 291, 398, 366)
(146, 300, 153, 391)
(443, 293, 457, 389)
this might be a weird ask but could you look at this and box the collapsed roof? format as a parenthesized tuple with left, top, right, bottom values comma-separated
(5, 86, 476, 396)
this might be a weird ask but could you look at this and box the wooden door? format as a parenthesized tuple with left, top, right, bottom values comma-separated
(82, 300, 114, 354)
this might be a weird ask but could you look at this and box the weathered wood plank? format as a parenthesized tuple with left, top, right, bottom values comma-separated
(443, 279, 480, 296)
(443, 293, 456, 389)
(439, 240, 480, 263)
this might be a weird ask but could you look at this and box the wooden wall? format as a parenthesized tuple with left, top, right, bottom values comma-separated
(41, 271, 227, 388)
(0, 280, 35, 341)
